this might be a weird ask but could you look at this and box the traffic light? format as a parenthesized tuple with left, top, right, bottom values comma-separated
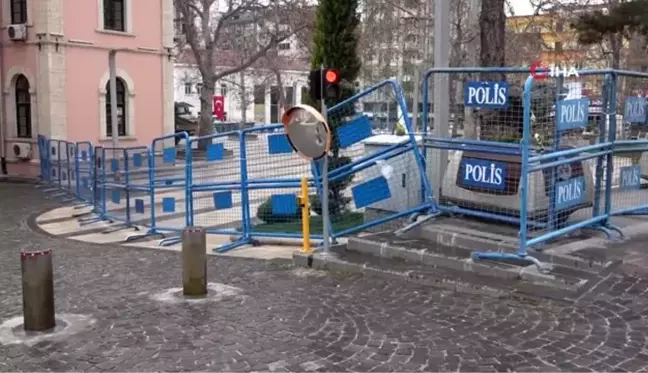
(309, 68, 341, 101)
(323, 68, 340, 99)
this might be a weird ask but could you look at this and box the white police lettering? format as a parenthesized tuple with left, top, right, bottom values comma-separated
(621, 167, 641, 187)
(626, 99, 646, 119)
(560, 100, 587, 125)
(465, 163, 503, 186)
(557, 179, 582, 205)
(467, 84, 507, 106)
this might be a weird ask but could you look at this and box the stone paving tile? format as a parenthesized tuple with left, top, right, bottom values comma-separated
(2, 183, 648, 372)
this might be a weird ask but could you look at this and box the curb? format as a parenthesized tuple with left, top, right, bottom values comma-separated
(0, 175, 40, 184)
(347, 237, 581, 291)
(416, 225, 609, 270)
(292, 251, 582, 301)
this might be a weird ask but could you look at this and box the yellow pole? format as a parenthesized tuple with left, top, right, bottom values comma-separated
(301, 177, 311, 253)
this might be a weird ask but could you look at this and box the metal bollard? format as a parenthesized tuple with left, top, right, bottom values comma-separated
(21, 249, 56, 332)
(182, 227, 207, 297)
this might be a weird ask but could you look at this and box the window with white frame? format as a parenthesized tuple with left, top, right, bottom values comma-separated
(184, 83, 192, 95)
(220, 84, 227, 97)
(195, 83, 202, 95)
(10, 0, 27, 24)
(99, 0, 132, 33)
(98, 70, 135, 139)
(15, 74, 31, 138)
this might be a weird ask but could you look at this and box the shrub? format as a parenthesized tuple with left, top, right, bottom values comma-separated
(256, 196, 301, 224)
(310, 155, 354, 216)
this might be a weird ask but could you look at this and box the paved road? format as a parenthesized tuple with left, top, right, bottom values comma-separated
(3, 183, 648, 372)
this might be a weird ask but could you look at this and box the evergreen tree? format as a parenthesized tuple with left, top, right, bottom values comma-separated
(571, 0, 648, 45)
(308, 0, 362, 216)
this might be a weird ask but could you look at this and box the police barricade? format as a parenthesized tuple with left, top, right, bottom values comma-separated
(605, 71, 648, 220)
(422, 67, 533, 226)
(129, 132, 190, 246)
(100, 147, 131, 230)
(37, 135, 50, 184)
(48, 139, 64, 189)
(512, 70, 615, 264)
(314, 79, 434, 240)
(43, 139, 75, 202)
(241, 124, 320, 248)
(77, 145, 106, 226)
(62, 142, 78, 201)
(187, 131, 250, 252)
(75, 142, 94, 204)
(122, 146, 152, 236)
(419, 67, 613, 268)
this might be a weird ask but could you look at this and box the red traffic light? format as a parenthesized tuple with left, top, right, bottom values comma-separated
(324, 69, 340, 84)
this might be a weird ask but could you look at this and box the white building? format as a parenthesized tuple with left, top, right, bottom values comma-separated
(172, 3, 313, 124)
(174, 49, 310, 124)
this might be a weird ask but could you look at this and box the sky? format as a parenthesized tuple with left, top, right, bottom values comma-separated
(508, 0, 536, 16)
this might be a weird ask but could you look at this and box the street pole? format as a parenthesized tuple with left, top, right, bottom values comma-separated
(411, 0, 432, 133)
(108, 50, 120, 180)
(463, 0, 481, 139)
(319, 65, 331, 256)
(109, 50, 119, 150)
(431, 0, 450, 200)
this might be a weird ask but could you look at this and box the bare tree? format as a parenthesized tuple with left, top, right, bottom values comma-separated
(175, 0, 310, 137)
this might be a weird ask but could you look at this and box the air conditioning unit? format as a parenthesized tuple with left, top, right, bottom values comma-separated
(12, 142, 32, 160)
(8, 24, 27, 41)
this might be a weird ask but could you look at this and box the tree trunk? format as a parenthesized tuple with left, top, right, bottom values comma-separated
(239, 72, 247, 129)
(463, 0, 480, 139)
(199, 80, 215, 137)
(479, 0, 505, 71)
(275, 70, 286, 116)
(479, 0, 505, 140)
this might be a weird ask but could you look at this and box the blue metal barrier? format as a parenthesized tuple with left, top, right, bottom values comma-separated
(127, 132, 190, 245)
(75, 142, 94, 204)
(37, 135, 49, 183)
(187, 131, 253, 252)
(31, 67, 648, 259)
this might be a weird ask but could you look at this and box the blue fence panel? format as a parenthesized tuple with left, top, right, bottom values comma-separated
(49, 140, 63, 187)
(37, 135, 50, 182)
(124, 146, 151, 227)
(101, 147, 130, 225)
(76, 142, 94, 203)
(422, 67, 533, 226)
(93, 146, 105, 216)
(242, 124, 321, 245)
(605, 71, 648, 219)
(317, 78, 434, 239)
(188, 131, 249, 252)
(147, 132, 190, 242)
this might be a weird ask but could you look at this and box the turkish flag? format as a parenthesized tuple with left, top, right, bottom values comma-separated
(212, 95, 225, 120)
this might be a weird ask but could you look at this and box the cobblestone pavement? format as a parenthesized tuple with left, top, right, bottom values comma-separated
(3, 183, 648, 372)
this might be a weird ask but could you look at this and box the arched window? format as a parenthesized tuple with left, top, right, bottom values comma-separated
(105, 78, 126, 137)
(15, 74, 31, 138)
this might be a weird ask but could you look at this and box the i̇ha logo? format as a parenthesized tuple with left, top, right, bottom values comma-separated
(530, 60, 579, 80)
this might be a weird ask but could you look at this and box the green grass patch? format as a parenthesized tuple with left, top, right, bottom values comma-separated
(252, 212, 364, 234)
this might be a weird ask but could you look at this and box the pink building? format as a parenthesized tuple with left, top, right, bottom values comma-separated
(0, 0, 175, 177)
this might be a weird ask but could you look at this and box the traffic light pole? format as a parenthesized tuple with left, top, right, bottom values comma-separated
(319, 65, 332, 256)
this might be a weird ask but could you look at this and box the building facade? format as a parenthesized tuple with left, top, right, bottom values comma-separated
(172, 3, 313, 126)
(174, 59, 310, 125)
(0, 0, 175, 177)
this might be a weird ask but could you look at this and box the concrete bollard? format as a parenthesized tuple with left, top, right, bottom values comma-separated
(21, 249, 56, 332)
(182, 227, 207, 297)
